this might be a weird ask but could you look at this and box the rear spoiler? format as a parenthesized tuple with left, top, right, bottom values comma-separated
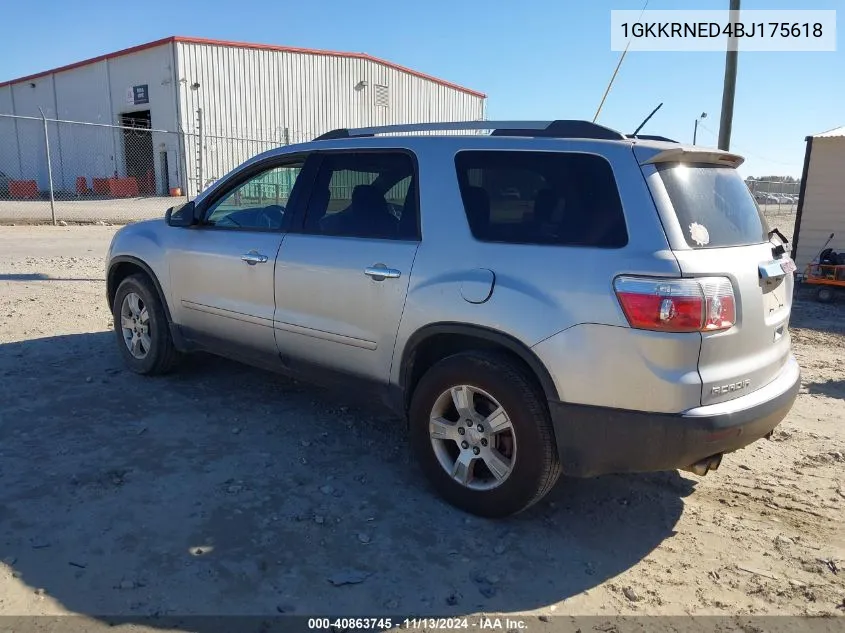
(639, 148, 745, 168)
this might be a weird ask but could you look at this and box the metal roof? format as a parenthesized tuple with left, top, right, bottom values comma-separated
(0, 36, 486, 98)
(812, 126, 845, 138)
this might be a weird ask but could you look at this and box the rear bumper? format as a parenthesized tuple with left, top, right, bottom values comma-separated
(549, 356, 800, 477)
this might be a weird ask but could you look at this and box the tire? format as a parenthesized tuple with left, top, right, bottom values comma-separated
(816, 286, 834, 304)
(112, 273, 181, 375)
(408, 351, 561, 517)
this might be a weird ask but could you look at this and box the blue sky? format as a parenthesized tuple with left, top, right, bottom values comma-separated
(1, 0, 840, 177)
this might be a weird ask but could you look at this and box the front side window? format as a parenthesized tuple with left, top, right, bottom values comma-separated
(303, 152, 418, 240)
(205, 162, 304, 230)
(454, 151, 628, 248)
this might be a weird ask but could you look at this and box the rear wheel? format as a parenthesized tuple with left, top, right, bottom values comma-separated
(816, 286, 835, 304)
(112, 273, 180, 375)
(409, 351, 561, 517)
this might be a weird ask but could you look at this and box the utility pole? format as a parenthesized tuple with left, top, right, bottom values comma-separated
(694, 112, 707, 145)
(718, 0, 740, 150)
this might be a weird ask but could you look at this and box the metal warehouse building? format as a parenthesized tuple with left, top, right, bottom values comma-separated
(0, 36, 485, 198)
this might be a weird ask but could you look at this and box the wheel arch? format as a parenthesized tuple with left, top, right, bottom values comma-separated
(399, 323, 560, 410)
(107, 256, 172, 323)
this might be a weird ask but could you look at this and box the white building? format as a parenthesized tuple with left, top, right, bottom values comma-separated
(0, 36, 485, 197)
(792, 126, 845, 270)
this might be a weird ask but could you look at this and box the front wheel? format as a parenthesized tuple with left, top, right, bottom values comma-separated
(408, 351, 561, 517)
(112, 273, 181, 375)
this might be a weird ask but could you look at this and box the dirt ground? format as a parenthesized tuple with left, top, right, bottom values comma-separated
(0, 197, 173, 224)
(0, 226, 843, 627)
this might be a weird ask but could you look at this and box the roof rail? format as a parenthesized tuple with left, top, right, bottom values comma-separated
(313, 120, 628, 142)
(491, 120, 626, 140)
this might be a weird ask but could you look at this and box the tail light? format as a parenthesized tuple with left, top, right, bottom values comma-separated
(614, 276, 736, 333)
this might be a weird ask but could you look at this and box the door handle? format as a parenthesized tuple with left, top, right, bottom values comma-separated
(241, 251, 269, 265)
(364, 265, 401, 280)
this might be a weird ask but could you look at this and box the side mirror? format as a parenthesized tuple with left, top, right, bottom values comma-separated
(165, 201, 197, 227)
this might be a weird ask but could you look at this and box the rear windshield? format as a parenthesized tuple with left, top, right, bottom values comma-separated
(657, 163, 769, 248)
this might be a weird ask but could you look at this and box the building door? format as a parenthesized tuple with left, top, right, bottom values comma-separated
(159, 151, 170, 194)
(120, 111, 154, 195)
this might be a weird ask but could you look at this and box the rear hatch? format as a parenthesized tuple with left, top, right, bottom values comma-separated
(637, 146, 794, 407)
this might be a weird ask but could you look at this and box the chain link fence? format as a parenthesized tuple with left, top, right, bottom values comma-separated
(1, 112, 805, 233)
(747, 179, 801, 243)
(0, 112, 297, 224)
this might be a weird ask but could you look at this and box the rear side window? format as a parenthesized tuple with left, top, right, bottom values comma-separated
(657, 163, 768, 248)
(454, 151, 627, 248)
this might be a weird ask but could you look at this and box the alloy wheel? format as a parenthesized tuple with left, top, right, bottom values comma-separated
(428, 385, 517, 491)
(120, 292, 151, 359)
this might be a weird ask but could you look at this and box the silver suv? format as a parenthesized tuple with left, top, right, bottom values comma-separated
(106, 120, 800, 517)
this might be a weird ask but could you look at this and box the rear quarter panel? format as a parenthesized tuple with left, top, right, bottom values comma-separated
(389, 139, 686, 402)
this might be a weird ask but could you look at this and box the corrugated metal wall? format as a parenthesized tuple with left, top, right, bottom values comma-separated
(0, 43, 181, 193)
(175, 41, 485, 195)
(1, 40, 484, 198)
(795, 137, 845, 269)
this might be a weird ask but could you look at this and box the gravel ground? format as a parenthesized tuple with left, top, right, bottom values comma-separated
(0, 226, 843, 626)
(0, 197, 174, 224)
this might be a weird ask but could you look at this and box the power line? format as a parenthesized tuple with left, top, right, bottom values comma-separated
(696, 123, 801, 168)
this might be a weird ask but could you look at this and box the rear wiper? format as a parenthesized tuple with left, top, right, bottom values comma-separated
(768, 227, 789, 244)
(768, 228, 789, 258)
